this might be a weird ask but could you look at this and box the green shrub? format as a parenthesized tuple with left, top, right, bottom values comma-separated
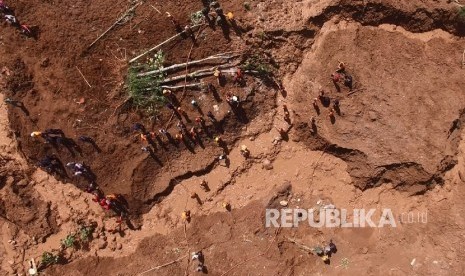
(127, 50, 167, 114)
(191, 10, 205, 25)
(40, 251, 60, 267)
(79, 225, 95, 243)
(241, 55, 273, 76)
(61, 234, 76, 248)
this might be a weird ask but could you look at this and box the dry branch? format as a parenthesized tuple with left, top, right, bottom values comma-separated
(129, 23, 205, 64)
(286, 237, 314, 253)
(76, 66, 92, 88)
(137, 52, 240, 76)
(138, 254, 188, 275)
(180, 24, 206, 103)
(160, 83, 203, 90)
(159, 64, 239, 84)
(88, 1, 142, 49)
(150, 4, 162, 15)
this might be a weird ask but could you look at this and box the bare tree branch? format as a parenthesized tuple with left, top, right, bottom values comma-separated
(129, 24, 205, 64)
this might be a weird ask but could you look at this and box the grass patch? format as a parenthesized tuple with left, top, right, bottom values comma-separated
(241, 55, 273, 76)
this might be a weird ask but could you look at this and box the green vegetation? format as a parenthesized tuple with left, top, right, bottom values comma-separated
(127, 50, 167, 115)
(79, 224, 95, 243)
(191, 10, 205, 25)
(39, 222, 97, 271)
(61, 234, 76, 248)
(241, 55, 273, 76)
(40, 252, 60, 268)
(243, 2, 251, 11)
(459, 6, 465, 20)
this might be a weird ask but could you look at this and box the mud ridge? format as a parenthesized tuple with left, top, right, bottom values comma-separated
(143, 158, 219, 206)
(308, 1, 465, 36)
(295, 120, 462, 193)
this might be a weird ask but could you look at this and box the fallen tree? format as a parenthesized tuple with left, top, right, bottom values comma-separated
(137, 52, 240, 77)
(159, 63, 239, 84)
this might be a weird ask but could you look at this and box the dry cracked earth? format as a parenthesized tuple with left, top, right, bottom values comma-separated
(1, 0, 465, 275)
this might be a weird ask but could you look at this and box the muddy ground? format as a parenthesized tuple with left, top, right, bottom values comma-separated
(1, 0, 465, 275)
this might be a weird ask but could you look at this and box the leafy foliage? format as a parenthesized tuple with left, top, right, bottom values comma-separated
(127, 50, 167, 114)
(40, 252, 60, 267)
(243, 2, 251, 11)
(79, 224, 95, 243)
(191, 10, 205, 25)
(61, 233, 76, 248)
(241, 55, 273, 76)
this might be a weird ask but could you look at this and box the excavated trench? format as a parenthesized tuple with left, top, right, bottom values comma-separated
(4, 0, 465, 224)
(126, 2, 465, 217)
(309, 1, 465, 36)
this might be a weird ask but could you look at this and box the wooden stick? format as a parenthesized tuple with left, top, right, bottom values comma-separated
(137, 53, 240, 76)
(160, 64, 239, 84)
(160, 83, 203, 90)
(76, 66, 92, 88)
(129, 23, 205, 64)
(150, 4, 162, 14)
(111, 97, 131, 117)
(88, 2, 142, 49)
(140, 83, 203, 93)
(286, 237, 314, 253)
(180, 24, 207, 103)
(138, 254, 188, 275)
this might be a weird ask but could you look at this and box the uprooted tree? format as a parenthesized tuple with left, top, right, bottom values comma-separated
(127, 50, 167, 115)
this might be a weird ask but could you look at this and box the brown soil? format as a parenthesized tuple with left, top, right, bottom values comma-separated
(1, 0, 465, 275)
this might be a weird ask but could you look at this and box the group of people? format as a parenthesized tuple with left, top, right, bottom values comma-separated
(331, 62, 353, 91)
(166, 0, 236, 37)
(1, 0, 33, 37)
(314, 240, 338, 264)
(309, 62, 353, 126)
(135, 66, 245, 163)
(32, 129, 128, 226)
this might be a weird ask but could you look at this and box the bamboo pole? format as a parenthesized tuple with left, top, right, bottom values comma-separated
(159, 64, 239, 84)
(138, 254, 188, 275)
(160, 83, 203, 90)
(88, 1, 142, 50)
(137, 53, 240, 76)
(129, 23, 205, 64)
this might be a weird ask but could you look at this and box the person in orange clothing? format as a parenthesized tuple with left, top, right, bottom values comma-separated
(140, 132, 156, 147)
(30, 131, 43, 138)
(189, 127, 198, 139)
(233, 68, 244, 85)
